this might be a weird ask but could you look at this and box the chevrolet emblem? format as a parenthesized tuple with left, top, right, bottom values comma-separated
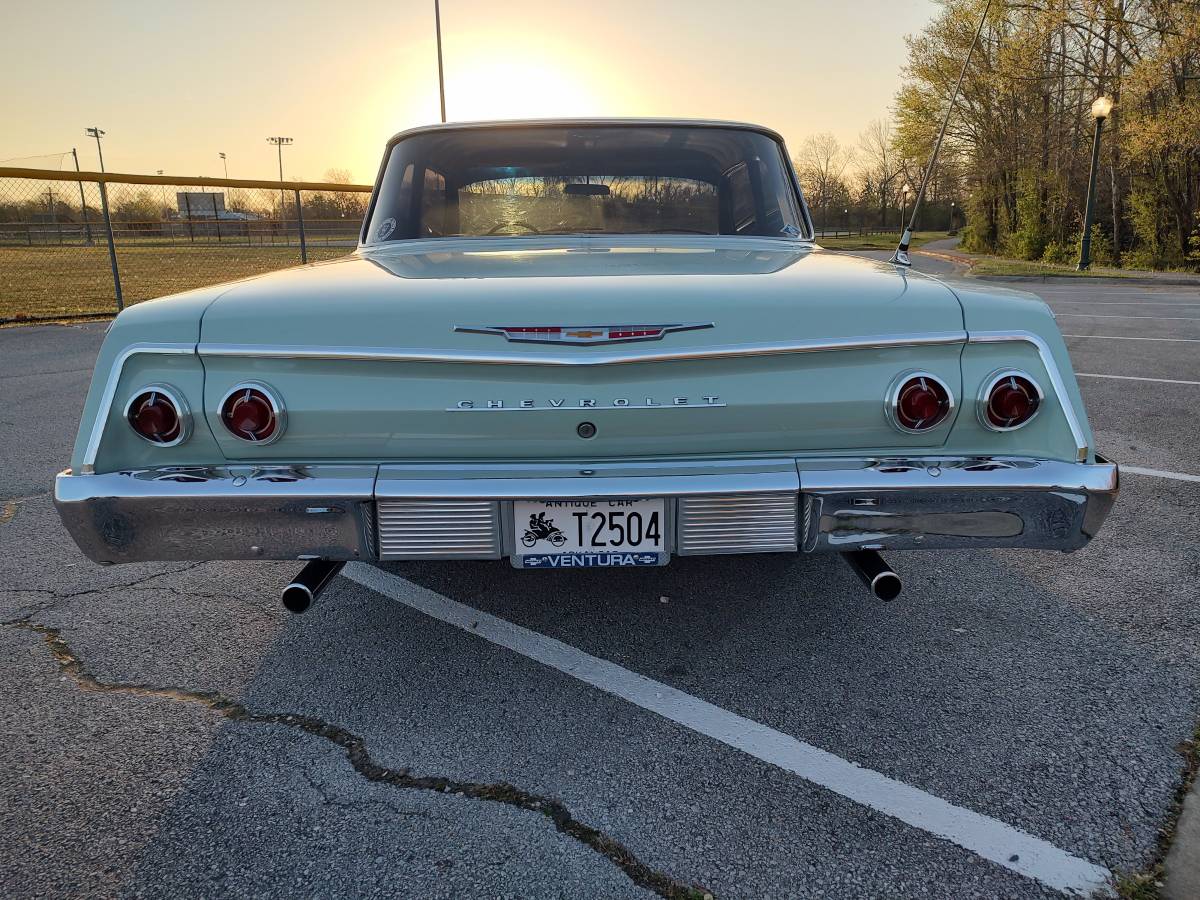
(452, 323, 715, 345)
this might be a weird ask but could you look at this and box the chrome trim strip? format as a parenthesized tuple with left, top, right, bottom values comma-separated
(967, 331, 1089, 462)
(81, 343, 196, 474)
(198, 332, 968, 368)
(375, 469, 800, 500)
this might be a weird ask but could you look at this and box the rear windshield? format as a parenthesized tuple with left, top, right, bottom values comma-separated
(364, 125, 806, 243)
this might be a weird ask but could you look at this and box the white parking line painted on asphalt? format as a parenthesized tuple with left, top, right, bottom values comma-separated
(1077, 373, 1200, 386)
(1123, 466, 1200, 484)
(1056, 313, 1200, 321)
(342, 562, 1113, 897)
(1062, 334, 1200, 342)
(1046, 300, 1200, 307)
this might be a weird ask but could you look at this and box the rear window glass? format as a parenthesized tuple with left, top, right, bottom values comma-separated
(365, 125, 805, 242)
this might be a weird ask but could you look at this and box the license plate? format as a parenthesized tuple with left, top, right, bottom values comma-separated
(512, 498, 667, 568)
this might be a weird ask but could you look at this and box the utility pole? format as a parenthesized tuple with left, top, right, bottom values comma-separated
(71, 148, 93, 244)
(434, 0, 446, 122)
(266, 136, 293, 223)
(85, 127, 106, 172)
(45, 187, 59, 223)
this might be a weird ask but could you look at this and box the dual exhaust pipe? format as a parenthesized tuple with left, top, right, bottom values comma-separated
(841, 550, 902, 601)
(280, 552, 900, 612)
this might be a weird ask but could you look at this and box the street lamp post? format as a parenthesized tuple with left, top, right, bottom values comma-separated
(950, 201, 956, 231)
(900, 184, 912, 234)
(266, 136, 293, 228)
(1078, 96, 1114, 271)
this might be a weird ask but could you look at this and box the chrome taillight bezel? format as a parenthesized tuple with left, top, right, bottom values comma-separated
(977, 369, 1044, 432)
(218, 381, 287, 444)
(124, 384, 193, 447)
(884, 371, 955, 434)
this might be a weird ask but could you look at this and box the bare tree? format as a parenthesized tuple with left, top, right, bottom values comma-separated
(857, 120, 904, 229)
(795, 133, 854, 232)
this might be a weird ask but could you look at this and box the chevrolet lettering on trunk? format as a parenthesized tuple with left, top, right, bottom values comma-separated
(452, 396, 724, 410)
(52, 119, 1117, 608)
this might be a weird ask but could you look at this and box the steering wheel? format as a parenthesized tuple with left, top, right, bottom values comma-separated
(486, 220, 541, 235)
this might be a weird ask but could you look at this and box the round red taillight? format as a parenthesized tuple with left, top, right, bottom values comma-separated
(980, 371, 1042, 431)
(125, 386, 190, 446)
(220, 383, 284, 443)
(888, 373, 953, 433)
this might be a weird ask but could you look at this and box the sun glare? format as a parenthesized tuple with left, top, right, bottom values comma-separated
(443, 50, 607, 122)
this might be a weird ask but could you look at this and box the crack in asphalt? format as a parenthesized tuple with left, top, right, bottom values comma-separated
(1, 563, 217, 622)
(5, 617, 713, 900)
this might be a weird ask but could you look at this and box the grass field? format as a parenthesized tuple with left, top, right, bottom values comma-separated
(967, 256, 1135, 278)
(0, 244, 350, 322)
(815, 231, 944, 251)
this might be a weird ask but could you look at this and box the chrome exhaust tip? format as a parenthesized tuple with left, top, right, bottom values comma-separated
(841, 550, 902, 601)
(282, 560, 345, 613)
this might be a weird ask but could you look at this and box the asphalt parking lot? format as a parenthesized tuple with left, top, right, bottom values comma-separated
(2, 252, 1198, 898)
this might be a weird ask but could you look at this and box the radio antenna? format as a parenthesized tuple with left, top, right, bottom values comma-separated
(891, 0, 993, 266)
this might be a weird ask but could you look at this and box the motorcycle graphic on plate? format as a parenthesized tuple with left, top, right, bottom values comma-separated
(522, 512, 567, 548)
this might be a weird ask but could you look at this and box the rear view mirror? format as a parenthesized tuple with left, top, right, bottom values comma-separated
(564, 183, 610, 196)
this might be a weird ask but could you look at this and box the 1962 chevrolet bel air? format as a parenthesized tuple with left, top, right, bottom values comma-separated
(55, 119, 1118, 609)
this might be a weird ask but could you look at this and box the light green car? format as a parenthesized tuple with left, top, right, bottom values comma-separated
(54, 120, 1118, 607)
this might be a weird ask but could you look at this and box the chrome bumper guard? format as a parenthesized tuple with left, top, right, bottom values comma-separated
(54, 456, 1117, 565)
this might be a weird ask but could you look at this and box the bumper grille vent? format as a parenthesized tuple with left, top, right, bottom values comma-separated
(376, 499, 501, 560)
(677, 493, 799, 555)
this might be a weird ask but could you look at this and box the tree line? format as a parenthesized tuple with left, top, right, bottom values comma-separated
(794, 1, 1198, 270)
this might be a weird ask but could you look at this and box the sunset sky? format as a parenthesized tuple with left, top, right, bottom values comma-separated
(2, 0, 940, 183)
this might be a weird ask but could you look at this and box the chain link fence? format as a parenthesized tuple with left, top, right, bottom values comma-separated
(0, 168, 372, 324)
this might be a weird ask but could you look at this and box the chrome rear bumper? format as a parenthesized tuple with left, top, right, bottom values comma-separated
(54, 456, 1118, 565)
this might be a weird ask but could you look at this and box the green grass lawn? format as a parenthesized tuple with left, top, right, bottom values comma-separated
(964, 256, 1130, 278)
(816, 231, 946, 251)
(0, 243, 350, 322)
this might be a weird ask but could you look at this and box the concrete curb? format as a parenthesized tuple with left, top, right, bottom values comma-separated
(1164, 753, 1200, 899)
(972, 273, 1200, 287)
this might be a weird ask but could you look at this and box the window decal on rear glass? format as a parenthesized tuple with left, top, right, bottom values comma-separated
(375, 217, 396, 241)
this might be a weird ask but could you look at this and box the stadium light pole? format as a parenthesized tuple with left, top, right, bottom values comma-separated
(219, 152, 229, 179)
(434, 0, 446, 122)
(85, 127, 106, 173)
(1078, 96, 1114, 271)
(266, 137, 293, 221)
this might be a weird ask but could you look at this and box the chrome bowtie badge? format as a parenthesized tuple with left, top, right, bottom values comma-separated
(453, 323, 713, 345)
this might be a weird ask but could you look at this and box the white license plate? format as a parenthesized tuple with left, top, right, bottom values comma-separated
(513, 498, 667, 568)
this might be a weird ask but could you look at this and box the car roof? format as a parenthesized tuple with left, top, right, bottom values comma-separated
(384, 118, 787, 147)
